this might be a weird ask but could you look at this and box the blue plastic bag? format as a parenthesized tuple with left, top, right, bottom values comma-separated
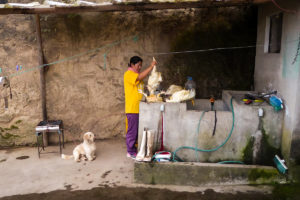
(269, 96, 283, 111)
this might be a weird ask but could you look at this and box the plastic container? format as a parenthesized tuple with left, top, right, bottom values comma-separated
(184, 76, 196, 90)
(153, 151, 172, 162)
(269, 96, 283, 111)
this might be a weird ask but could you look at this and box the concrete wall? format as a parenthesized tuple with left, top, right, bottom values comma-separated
(135, 162, 284, 186)
(0, 7, 258, 147)
(138, 90, 283, 164)
(186, 99, 229, 111)
(254, 0, 300, 168)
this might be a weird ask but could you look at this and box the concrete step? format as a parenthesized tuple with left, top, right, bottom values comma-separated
(134, 162, 286, 186)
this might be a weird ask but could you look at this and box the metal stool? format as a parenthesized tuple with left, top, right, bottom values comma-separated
(35, 120, 64, 158)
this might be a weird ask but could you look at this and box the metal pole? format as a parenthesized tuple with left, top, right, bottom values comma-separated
(35, 14, 48, 146)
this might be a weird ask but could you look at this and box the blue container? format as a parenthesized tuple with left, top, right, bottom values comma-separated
(269, 96, 283, 111)
(185, 76, 196, 90)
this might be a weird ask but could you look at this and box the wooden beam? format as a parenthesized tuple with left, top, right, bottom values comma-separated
(0, 1, 255, 15)
(253, 0, 272, 4)
(35, 14, 48, 146)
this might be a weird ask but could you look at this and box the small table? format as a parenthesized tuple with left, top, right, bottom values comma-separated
(35, 120, 64, 158)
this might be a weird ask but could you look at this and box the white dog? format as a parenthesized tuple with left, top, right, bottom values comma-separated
(61, 132, 96, 162)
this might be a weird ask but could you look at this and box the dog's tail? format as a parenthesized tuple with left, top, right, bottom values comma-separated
(61, 154, 74, 160)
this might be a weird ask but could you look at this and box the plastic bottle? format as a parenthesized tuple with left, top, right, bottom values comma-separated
(185, 76, 196, 90)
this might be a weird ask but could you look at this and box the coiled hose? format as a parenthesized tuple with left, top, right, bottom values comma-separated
(152, 97, 243, 164)
(171, 97, 239, 163)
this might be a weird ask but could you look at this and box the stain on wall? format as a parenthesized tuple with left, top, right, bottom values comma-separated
(282, 34, 300, 79)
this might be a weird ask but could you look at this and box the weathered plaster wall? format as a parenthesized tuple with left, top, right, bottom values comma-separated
(254, 0, 300, 168)
(0, 7, 257, 146)
(0, 15, 41, 146)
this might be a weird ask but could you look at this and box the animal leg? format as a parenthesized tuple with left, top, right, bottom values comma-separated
(80, 155, 88, 161)
(73, 151, 80, 162)
(92, 152, 96, 160)
(86, 154, 94, 161)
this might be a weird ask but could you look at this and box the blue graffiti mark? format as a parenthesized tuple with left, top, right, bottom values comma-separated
(133, 35, 139, 42)
(16, 65, 23, 71)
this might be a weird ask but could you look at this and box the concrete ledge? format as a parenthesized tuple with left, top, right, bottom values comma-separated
(134, 162, 285, 186)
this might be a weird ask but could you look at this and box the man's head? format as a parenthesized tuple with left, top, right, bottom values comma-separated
(129, 56, 143, 72)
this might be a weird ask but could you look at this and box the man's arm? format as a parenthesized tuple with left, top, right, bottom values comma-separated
(137, 60, 156, 81)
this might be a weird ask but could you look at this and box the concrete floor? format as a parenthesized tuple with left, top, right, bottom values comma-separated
(0, 138, 275, 198)
(0, 137, 135, 197)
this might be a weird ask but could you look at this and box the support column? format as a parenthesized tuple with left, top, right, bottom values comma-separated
(35, 14, 48, 146)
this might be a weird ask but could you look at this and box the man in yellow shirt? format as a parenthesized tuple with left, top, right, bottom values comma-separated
(124, 56, 156, 159)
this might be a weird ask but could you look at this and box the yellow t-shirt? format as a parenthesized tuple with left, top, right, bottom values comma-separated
(124, 70, 144, 113)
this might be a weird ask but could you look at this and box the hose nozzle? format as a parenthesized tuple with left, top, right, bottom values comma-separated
(210, 96, 215, 111)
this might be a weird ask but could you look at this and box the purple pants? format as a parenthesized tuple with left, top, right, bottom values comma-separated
(126, 113, 139, 155)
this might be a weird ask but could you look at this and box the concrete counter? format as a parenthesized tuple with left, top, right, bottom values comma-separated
(138, 90, 284, 164)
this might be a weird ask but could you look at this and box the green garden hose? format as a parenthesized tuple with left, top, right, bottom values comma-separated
(172, 97, 235, 161)
(217, 161, 244, 164)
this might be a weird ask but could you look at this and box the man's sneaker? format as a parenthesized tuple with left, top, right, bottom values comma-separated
(127, 153, 136, 160)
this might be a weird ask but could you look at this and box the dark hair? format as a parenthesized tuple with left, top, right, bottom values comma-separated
(128, 56, 143, 67)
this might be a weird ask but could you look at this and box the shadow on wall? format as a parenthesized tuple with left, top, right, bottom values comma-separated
(161, 6, 257, 99)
